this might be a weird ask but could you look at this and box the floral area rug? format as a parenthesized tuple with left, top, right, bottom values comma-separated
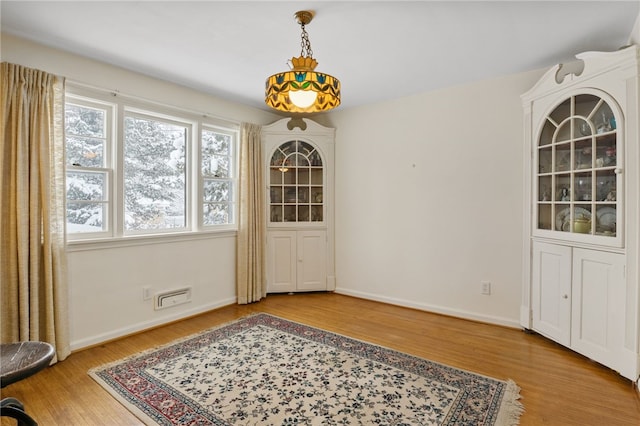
(89, 313, 523, 425)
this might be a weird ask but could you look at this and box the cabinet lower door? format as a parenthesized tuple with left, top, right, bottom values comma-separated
(296, 231, 327, 291)
(266, 230, 327, 293)
(532, 241, 572, 346)
(267, 231, 297, 293)
(571, 248, 625, 373)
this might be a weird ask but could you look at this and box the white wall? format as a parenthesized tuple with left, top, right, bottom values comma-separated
(327, 69, 544, 327)
(1, 33, 279, 350)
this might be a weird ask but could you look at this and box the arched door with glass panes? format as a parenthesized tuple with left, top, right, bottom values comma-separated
(534, 92, 622, 247)
(268, 140, 324, 224)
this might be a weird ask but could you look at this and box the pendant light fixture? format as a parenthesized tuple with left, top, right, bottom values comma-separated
(265, 10, 341, 113)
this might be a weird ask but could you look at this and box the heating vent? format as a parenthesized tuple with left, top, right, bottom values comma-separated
(154, 287, 191, 310)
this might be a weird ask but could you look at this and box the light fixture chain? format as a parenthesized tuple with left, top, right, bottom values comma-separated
(300, 23, 313, 59)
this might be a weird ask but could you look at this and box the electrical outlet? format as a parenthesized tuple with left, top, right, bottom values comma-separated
(481, 281, 491, 295)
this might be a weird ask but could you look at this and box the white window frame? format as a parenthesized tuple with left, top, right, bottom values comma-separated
(65, 85, 239, 246)
(199, 124, 238, 231)
(122, 107, 193, 236)
(65, 95, 116, 241)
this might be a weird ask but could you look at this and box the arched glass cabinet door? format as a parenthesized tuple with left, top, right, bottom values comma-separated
(536, 93, 620, 241)
(268, 140, 323, 223)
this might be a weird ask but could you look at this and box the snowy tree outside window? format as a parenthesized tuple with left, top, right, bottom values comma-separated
(202, 128, 233, 225)
(124, 114, 187, 231)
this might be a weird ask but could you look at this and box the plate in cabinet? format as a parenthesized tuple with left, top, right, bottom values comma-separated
(596, 207, 616, 232)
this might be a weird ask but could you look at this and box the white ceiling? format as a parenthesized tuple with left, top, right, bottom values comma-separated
(2, 1, 638, 112)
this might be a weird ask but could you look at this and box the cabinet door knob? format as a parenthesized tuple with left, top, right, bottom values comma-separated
(614, 168, 622, 174)
(563, 294, 569, 299)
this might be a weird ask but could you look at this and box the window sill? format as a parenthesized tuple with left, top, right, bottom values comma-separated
(65, 229, 237, 252)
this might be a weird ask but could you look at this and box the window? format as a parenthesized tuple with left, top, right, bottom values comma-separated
(65, 98, 113, 236)
(64, 88, 238, 241)
(124, 112, 188, 232)
(200, 127, 235, 228)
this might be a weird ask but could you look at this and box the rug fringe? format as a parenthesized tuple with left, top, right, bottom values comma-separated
(495, 379, 525, 426)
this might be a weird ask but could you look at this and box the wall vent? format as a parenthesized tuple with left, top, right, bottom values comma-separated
(154, 287, 191, 310)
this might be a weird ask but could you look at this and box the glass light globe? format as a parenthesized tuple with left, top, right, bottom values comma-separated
(289, 90, 317, 108)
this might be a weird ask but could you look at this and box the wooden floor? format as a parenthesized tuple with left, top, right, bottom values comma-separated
(1, 293, 639, 425)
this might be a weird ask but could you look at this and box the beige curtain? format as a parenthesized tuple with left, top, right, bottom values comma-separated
(1, 62, 70, 362)
(236, 122, 266, 304)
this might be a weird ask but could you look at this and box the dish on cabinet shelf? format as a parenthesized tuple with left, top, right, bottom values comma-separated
(555, 207, 591, 232)
(596, 207, 616, 232)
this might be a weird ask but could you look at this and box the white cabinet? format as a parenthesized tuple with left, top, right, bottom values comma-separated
(532, 242, 627, 375)
(522, 46, 639, 381)
(261, 118, 335, 293)
(266, 230, 327, 293)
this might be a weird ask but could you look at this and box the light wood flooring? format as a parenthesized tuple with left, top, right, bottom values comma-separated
(1, 292, 639, 425)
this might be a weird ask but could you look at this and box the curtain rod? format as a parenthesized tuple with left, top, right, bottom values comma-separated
(67, 79, 241, 129)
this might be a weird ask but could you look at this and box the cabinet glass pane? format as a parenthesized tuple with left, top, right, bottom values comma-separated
(574, 172, 592, 202)
(297, 187, 309, 203)
(311, 205, 323, 222)
(270, 168, 283, 184)
(539, 120, 555, 147)
(270, 187, 282, 203)
(556, 174, 571, 201)
(284, 187, 296, 203)
(268, 140, 324, 223)
(574, 94, 600, 118)
(538, 204, 552, 230)
(283, 170, 296, 184)
(595, 205, 616, 236)
(555, 120, 572, 143)
(573, 204, 592, 233)
(283, 205, 296, 221)
(593, 102, 616, 134)
(595, 134, 616, 167)
(595, 169, 616, 201)
(298, 168, 309, 184)
(298, 205, 309, 221)
(574, 138, 593, 169)
(535, 94, 619, 240)
(310, 187, 323, 203)
(539, 146, 552, 173)
(538, 175, 552, 202)
(555, 143, 571, 172)
(270, 205, 282, 222)
(549, 98, 571, 126)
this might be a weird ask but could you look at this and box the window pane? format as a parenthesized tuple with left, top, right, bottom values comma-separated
(65, 103, 106, 168)
(65, 104, 105, 137)
(124, 115, 186, 231)
(66, 170, 107, 233)
(203, 180, 230, 202)
(66, 136, 104, 168)
(67, 202, 107, 233)
(204, 203, 231, 225)
(67, 171, 106, 201)
(67, 172, 107, 233)
(202, 130, 231, 177)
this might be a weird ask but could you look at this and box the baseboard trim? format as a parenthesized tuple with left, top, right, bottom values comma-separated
(334, 287, 521, 329)
(70, 297, 237, 351)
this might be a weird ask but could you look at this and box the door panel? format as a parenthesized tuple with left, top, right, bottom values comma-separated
(532, 241, 572, 346)
(297, 230, 327, 291)
(266, 231, 297, 293)
(571, 248, 625, 372)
